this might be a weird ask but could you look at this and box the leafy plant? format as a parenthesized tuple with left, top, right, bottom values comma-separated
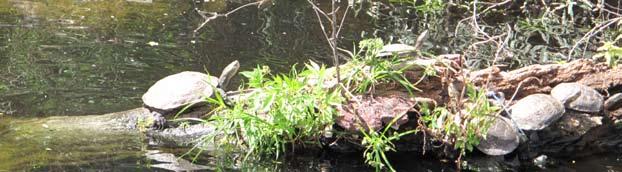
(196, 38, 431, 170)
(420, 83, 499, 155)
(203, 63, 344, 159)
(594, 40, 622, 67)
(361, 115, 417, 172)
(388, 0, 445, 15)
(342, 38, 419, 94)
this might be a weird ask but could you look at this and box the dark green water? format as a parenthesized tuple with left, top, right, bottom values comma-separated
(0, 0, 621, 171)
(0, 0, 364, 117)
(0, 0, 390, 171)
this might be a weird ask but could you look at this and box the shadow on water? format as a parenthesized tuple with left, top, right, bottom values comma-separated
(0, 113, 457, 171)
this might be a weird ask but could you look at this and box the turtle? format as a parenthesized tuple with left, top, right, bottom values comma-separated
(376, 44, 416, 57)
(509, 94, 565, 130)
(476, 116, 520, 156)
(550, 82, 604, 113)
(142, 60, 240, 129)
(605, 93, 622, 111)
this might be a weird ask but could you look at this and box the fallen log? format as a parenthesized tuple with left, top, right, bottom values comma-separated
(332, 58, 622, 159)
(3, 58, 621, 165)
(468, 59, 622, 100)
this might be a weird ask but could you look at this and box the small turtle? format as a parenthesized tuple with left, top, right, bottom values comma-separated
(142, 60, 240, 128)
(509, 94, 565, 130)
(605, 93, 622, 111)
(550, 82, 603, 113)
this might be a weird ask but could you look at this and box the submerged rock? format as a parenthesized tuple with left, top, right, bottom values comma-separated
(509, 94, 565, 130)
(551, 82, 604, 113)
(476, 116, 520, 156)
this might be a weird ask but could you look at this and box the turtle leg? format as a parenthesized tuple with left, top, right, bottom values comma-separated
(150, 111, 167, 129)
(217, 88, 234, 107)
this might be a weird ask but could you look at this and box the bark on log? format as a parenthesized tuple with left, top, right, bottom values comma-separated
(468, 59, 622, 100)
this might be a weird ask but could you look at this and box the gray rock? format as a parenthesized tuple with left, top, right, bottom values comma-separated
(551, 82, 603, 113)
(605, 93, 622, 110)
(509, 94, 565, 130)
(476, 116, 520, 156)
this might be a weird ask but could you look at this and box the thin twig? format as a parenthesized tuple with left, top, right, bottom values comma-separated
(335, 6, 350, 40)
(331, 0, 340, 83)
(568, 17, 622, 60)
(308, 0, 335, 49)
(193, 1, 261, 33)
(479, 0, 511, 14)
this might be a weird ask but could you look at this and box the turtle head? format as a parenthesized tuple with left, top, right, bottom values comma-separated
(557, 88, 581, 105)
(217, 60, 240, 91)
(485, 90, 505, 106)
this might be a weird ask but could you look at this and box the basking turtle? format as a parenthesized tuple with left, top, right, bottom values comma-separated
(550, 82, 603, 113)
(605, 93, 622, 111)
(476, 116, 520, 156)
(142, 60, 240, 128)
(509, 94, 565, 130)
(377, 44, 416, 57)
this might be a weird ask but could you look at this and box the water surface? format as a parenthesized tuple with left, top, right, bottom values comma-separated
(0, 0, 364, 117)
(1, 0, 621, 171)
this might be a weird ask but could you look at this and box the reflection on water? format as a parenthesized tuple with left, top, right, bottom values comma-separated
(0, 0, 362, 117)
(0, 0, 378, 171)
(1, 0, 621, 171)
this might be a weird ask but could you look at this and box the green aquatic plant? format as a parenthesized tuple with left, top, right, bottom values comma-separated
(361, 115, 417, 172)
(202, 63, 344, 158)
(420, 83, 498, 156)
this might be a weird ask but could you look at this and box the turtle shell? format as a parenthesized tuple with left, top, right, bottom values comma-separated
(605, 93, 622, 111)
(377, 44, 416, 57)
(142, 71, 218, 110)
(550, 82, 603, 113)
(509, 94, 565, 130)
(476, 116, 520, 156)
